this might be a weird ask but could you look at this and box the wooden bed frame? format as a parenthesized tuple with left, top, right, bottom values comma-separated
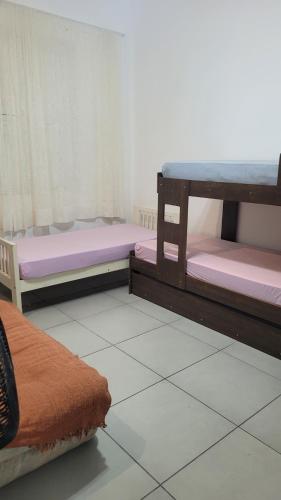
(130, 156, 281, 359)
(0, 211, 153, 312)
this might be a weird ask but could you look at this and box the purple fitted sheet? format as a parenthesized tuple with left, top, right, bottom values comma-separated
(135, 235, 281, 306)
(17, 224, 156, 279)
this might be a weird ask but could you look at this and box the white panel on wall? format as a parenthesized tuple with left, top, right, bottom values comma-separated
(132, 0, 281, 248)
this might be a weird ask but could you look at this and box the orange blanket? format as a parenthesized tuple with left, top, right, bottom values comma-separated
(0, 301, 111, 449)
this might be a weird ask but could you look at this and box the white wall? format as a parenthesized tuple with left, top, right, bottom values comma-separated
(10, 0, 132, 33)
(132, 0, 281, 249)
(9, 0, 281, 249)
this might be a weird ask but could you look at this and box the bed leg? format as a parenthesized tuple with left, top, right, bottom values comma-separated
(129, 251, 134, 294)
(12, 288, 22, 312)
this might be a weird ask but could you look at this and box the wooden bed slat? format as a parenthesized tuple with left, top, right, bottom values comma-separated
(189, 181, 281, 205)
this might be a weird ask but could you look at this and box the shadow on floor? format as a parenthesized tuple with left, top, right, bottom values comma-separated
(1, 437, 107, 500)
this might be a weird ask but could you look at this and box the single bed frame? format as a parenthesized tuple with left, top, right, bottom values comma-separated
(130, 156, 281, 359)
(0, 213, 152, 312)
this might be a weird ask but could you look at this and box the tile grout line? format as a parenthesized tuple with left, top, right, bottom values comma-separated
(109, 344, 239, 428)
(141, 485, 176, 500)
(110, 380, 164, 407)
(238, 392, 281, 428)
(169, 320, 237, 351)
(52, 299, 281, 386)
(76, 319, 167, 353)
(102, 429, 162, 488)
(129, 302, 181, 324)
(165, 377, 238, 427)
(238, 427, 281, 458)
(115, 344, 218, 377)
(161, 485, 177, 500)
(219, 349, 281, 383)
(45, 303, 281, 434)
(126, 303, 237, 352)
(52, 293, 227, 352)
(48, 297, 281, 464)
(163, 345, 227, 378)
(80, 344, 113, 358)
(140, 486, 164, 500)
(40, 297, 281, 494)
(55, 301, 125, 321)
(44, 319, 75, 332)
(104, 424, 234, 500)
(44, 302, 281, 392)
(160, 426, 238, 488)
(72, 316, 240, 426)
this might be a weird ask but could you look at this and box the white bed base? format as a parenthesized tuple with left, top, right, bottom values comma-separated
(0, 208, 160, 311)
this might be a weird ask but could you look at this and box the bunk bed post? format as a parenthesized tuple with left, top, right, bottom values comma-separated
(221, 201, 240, 242)
(156, 173, 189, 288)
(278, 154, 281, 187)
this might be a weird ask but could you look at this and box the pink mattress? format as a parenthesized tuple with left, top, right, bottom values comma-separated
(135, 235, 281, 306)
(17, 224, 156, 279)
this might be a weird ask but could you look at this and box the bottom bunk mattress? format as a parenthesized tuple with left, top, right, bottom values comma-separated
(135, 235, 281, 306)
(16, 223, 156, 279)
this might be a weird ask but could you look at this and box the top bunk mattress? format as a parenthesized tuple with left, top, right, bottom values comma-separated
(135, 235, 281, 306)
(162, 161, 279, 185)
(16, 223, 156, 279)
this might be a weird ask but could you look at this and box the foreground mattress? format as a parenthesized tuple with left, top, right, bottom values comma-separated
(135, 235, 281, 306)
(16, 223, 156, 279)
(0, 429, 96, 488)
(0, 300, 111, 450)
(162, 161, 279, 185)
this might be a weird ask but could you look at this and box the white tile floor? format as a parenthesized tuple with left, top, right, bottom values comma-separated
(2, 286, 281, 500)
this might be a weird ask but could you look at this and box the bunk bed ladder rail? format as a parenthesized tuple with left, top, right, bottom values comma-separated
(156, 173, 189, 288)
(278, 153, 281, 187)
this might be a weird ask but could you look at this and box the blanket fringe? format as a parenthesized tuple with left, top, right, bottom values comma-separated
(29, 421, 106, 452)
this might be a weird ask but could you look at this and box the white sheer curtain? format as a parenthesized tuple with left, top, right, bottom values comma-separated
(0, 1, 126, 234)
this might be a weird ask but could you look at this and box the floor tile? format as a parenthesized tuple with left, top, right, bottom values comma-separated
(84, 347, 161, 405)
(46, 321, 109, 357)
(79, 305, 163, 344)
(242, 396, 281, 453)
(105, 286, 140, 304)
(0, 431, 157, 500)
(106, 381, 234, 482)
(144, 487, 174, 500)
(131, 299, 181, 323)
(224, 342, 281, 380)
(25, 306, 70, 330)
(165, 429, 281, 500)
(56, 292, 122, 320)
(119, 325, 216, 377)
(169, 352, 281, 424)
(172, 317, 234, 349)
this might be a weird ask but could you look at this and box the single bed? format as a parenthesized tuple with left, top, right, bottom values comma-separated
(0, 223, 156, 311)
(135, 235, 281, 307)
(0, 300, 111, 487)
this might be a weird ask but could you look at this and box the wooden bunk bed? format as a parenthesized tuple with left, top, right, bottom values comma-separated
(130, 157, 281, 359)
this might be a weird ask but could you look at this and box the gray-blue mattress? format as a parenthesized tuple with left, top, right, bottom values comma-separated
(162, 161, 279, 186)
